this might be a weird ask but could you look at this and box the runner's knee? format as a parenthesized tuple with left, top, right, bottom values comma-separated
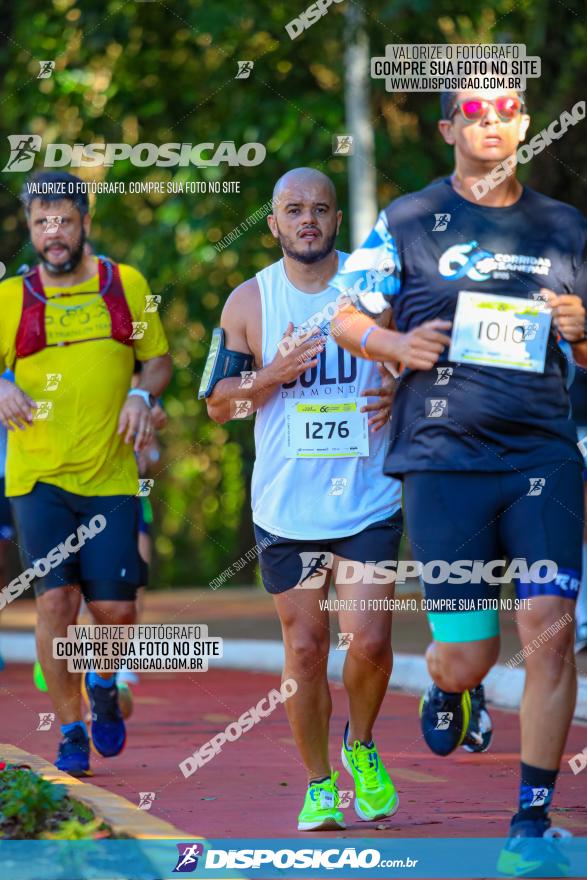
(284, 630, 330, 675)
(427, 642, 496, 693)
(347, 630, 392, 665)
(88, 599, 136, 626)
(517, 600, 576, 681)
(433, 665, 487, 694)
(522, 626, 575, 683)
(36, 587, 80, 630)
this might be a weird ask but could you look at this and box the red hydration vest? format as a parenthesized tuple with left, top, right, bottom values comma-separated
(15, 258, 134, 359)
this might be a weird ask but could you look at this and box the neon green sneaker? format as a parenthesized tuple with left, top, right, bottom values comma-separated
(297, 770, 346, 831)
(341, 723, 399, 821)
(33, 660, 48, 692)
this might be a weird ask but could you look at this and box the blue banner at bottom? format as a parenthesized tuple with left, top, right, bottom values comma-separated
(0, 837, 585, 879)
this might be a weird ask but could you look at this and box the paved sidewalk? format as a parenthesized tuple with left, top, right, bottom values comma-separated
(3, 588, 587, 675)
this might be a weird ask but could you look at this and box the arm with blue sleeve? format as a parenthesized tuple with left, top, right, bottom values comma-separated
(330, 209, 451, 370)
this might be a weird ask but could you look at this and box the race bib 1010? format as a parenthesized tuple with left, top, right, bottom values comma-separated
(448, 291, 552, 372)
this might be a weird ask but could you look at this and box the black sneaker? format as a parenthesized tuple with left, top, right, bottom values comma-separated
(419, 683, 471, 756)
(462, 683, 493, 752)
(55, 725, 91, 777)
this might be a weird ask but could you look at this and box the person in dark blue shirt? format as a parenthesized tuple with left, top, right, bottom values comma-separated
(330, 88, 587, 863)
(569, 364, 587, 652)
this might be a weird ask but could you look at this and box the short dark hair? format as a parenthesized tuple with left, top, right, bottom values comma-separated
(440, 90, 526, 120)
(20, 170, 89, 217)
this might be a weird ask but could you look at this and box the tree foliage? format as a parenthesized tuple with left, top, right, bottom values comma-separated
(0, 0, 584, 585)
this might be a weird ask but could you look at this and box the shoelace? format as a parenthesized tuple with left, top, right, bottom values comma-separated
(351, 741, 380, 790)
(310, 770, 340, 808)
(59, 732, 87, 755)
(89, 683, 121, 722)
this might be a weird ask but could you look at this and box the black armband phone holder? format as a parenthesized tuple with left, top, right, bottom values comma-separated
(198, 327, 254, 399)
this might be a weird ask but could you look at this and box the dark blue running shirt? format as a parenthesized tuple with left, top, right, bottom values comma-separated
(331, 178, 587, 476)
(570, 365, 587, 426)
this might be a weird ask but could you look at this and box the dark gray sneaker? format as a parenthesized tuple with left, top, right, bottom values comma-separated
(462, 683, 493, 753)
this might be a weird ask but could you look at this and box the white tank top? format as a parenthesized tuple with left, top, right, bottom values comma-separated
(251, 253, 402, 539)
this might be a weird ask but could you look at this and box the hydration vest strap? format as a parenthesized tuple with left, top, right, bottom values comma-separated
(100, 259, 134, 343)
(16, 258, 134, 360)
(16, 266, 47, 358)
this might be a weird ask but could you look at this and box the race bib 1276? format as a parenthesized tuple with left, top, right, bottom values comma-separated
(284, 399, 369, 458)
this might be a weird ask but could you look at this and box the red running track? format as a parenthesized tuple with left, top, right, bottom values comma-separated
(1, 664, 586, 839)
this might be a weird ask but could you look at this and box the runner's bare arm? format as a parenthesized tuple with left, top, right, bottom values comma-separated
(206, 279, 325, 424)
(355, 310, 398, 432)
(136, 353, 173, 398)
(331, 303, 452, 372)
(0, 376, 37, 431)
(118, 353, 172, 451)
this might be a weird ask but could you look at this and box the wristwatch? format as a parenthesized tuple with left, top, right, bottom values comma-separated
(128, 388, 155, 409)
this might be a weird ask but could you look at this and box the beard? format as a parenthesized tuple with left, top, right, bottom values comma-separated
(276, 223, 337, 265)
(36, 229, 86, 275)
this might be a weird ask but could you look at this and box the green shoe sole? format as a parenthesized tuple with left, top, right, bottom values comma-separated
(298, 814, 346, 832)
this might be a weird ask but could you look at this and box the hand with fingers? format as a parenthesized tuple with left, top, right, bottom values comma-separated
(361, 363, 397, 432)
(266, 321, 326, 384)
(0, 377, 37, 430)
(117, 395, 154, 453)
(541, 288, 586, 343)
(394, 319, 452, 371)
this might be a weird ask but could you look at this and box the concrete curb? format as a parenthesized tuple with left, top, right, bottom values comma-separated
(2, 632, 586, 721)
(0, 743, 191, 839)
(0, 631, 36, 661)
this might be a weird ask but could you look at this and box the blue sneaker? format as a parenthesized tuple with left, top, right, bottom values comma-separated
(0, 652, 5, 671)
(419, 683, 471, 756)
(82, 673, 126, 757)
(55, 726, 91, 777)
(462, 683, 493, 753)
(497, 816, 571, 877)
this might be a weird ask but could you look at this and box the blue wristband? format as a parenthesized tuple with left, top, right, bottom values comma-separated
(360, 325, 378, 358)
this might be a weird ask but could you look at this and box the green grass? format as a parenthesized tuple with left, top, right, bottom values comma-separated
(0, 766, 115, 840)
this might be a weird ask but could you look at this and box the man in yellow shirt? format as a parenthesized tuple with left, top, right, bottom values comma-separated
(0, 170, 172, 776)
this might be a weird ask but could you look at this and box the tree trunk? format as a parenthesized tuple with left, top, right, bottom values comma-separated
(344, 4, 377, 248)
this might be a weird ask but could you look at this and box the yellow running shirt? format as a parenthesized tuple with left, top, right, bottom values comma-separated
(0, 259, 169, 497)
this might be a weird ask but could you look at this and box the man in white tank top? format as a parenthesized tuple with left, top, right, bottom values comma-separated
(206, 168, 403, 832)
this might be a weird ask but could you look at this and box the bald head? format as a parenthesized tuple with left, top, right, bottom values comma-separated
(268, 167, 341, 266)
(272, 167, 337, 211)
